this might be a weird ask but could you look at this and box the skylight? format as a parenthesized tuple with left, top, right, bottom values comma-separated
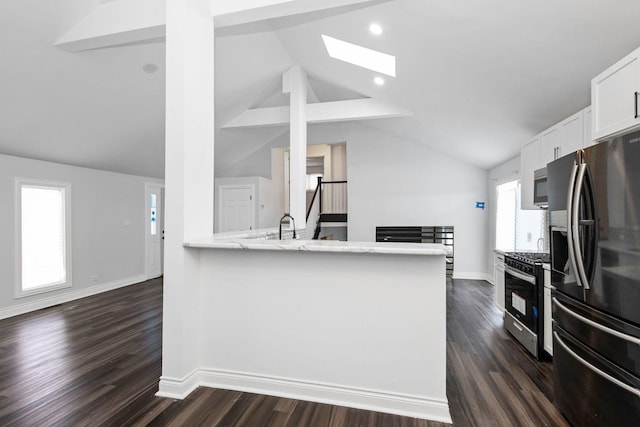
(321, 34, 396, 77)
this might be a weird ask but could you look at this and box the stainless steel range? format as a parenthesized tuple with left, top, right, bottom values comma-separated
(504, 252, 549, 358)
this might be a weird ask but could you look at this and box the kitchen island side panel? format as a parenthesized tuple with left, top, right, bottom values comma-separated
(195, 249, 449, 421)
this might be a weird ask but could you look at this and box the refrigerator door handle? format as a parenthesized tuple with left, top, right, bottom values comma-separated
(571, 162, 591, 290)
(554, 331, 640, 398)
(566, 161, 582, 288)
(553, 297, 640, 345)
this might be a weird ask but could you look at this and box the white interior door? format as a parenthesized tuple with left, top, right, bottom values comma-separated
(145, 183, 164, 279)
(219, 185, 255, 232)
(160, 187, 165, 273)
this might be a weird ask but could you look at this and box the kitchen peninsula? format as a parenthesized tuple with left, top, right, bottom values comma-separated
(157, 230, 452, 423)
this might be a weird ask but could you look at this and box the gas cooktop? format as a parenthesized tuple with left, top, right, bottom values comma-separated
(505, 252, 550, 264)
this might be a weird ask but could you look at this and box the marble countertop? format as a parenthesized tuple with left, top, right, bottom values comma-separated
(209, 227, 282, 240)
(185, 235, 451, 256)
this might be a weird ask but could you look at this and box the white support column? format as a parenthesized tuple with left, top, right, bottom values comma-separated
(283, 66, 307, 233)
(159, 0, 214, 396)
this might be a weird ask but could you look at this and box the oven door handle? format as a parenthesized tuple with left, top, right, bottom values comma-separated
(554, 331, 640, 398)
(505, 266, 536, 285)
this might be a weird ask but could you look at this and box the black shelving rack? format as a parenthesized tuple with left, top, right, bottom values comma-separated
(375, 226, 454, 277)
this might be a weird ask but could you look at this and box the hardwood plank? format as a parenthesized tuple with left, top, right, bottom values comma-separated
(0, 277, 571, 426)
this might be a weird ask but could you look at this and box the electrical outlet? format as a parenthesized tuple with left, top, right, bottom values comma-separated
(90, 275, 98, 282)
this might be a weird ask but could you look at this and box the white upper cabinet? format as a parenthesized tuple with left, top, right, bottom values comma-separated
(583, 106, 594, 147)
(592, 47, 640, 140)
(541, 126, 561, 166)
(541, 109, 586, 165)
(520, 107, 591, 210)
(520, 136, 541, 210)
(559, 111, 584, 157)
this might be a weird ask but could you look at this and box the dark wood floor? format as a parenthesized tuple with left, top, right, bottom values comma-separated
(0, 278, 569, 426)
(446, 280, 568, 426)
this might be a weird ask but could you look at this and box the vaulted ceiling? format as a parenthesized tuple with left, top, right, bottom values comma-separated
(2, 0, 640, 178)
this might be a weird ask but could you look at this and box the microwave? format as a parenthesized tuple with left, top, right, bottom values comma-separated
(533, 167, 548, 207)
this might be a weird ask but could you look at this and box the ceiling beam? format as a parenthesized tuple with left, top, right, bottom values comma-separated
(55, 0, 392, 52)
(222, 98, 412, 129)
(222, 106, 290, 128)
(307, 98, 412, 123)
(55, 0, 165, 52)
(213, 0, 393, 29)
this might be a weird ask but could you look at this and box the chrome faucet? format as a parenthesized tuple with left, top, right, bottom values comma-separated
(279, 213, 296, 240)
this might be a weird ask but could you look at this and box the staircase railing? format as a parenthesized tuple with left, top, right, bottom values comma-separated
(306, 177, 322, 231)
(306, 177, 348, 239)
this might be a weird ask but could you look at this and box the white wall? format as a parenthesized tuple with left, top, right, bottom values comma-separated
(346, 124, 490, 279)
(0, 154, 163, 318)
(215, 139, 276, 178)
(486, 155, 520, 279)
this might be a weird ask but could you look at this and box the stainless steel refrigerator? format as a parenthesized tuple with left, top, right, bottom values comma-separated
(547, 129, 640, 426)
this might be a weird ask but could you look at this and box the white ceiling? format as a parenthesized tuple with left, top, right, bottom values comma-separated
(2, 0, 640, 178)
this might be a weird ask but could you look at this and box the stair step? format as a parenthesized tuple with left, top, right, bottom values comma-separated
(319, 213, 347, 222)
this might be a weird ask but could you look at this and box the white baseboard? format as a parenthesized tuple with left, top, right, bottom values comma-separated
(156, 369, 200, 399)
(452, 272, 492, 282)
(157, 369, 452, 424)
(0, 274, 148, 320)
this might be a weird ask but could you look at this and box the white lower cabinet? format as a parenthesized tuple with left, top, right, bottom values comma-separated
(543, 267, 553, 356)
(494, 252, 505, 311)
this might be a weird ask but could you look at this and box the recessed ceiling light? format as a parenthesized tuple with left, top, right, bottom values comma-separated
(369, 23, 383, 35)
(142, 63, 158, 74)
(374, 77, 385, 86)
(322, 34, 396, 77)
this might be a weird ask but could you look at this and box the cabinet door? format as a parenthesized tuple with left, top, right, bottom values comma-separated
(541, 126, 561, 166)
(494, 253, 505, 311)
(544, 286, 553, 355)
(559, 112, 583, 158)
(592, 47, 640, 140)
(520, 137, 541, 210)
(583, 106, 594, 148)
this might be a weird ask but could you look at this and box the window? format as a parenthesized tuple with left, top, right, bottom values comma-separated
(496, 180, 546, 251)
(150, 193, 157, 235)
(16, 180, 71, 296)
